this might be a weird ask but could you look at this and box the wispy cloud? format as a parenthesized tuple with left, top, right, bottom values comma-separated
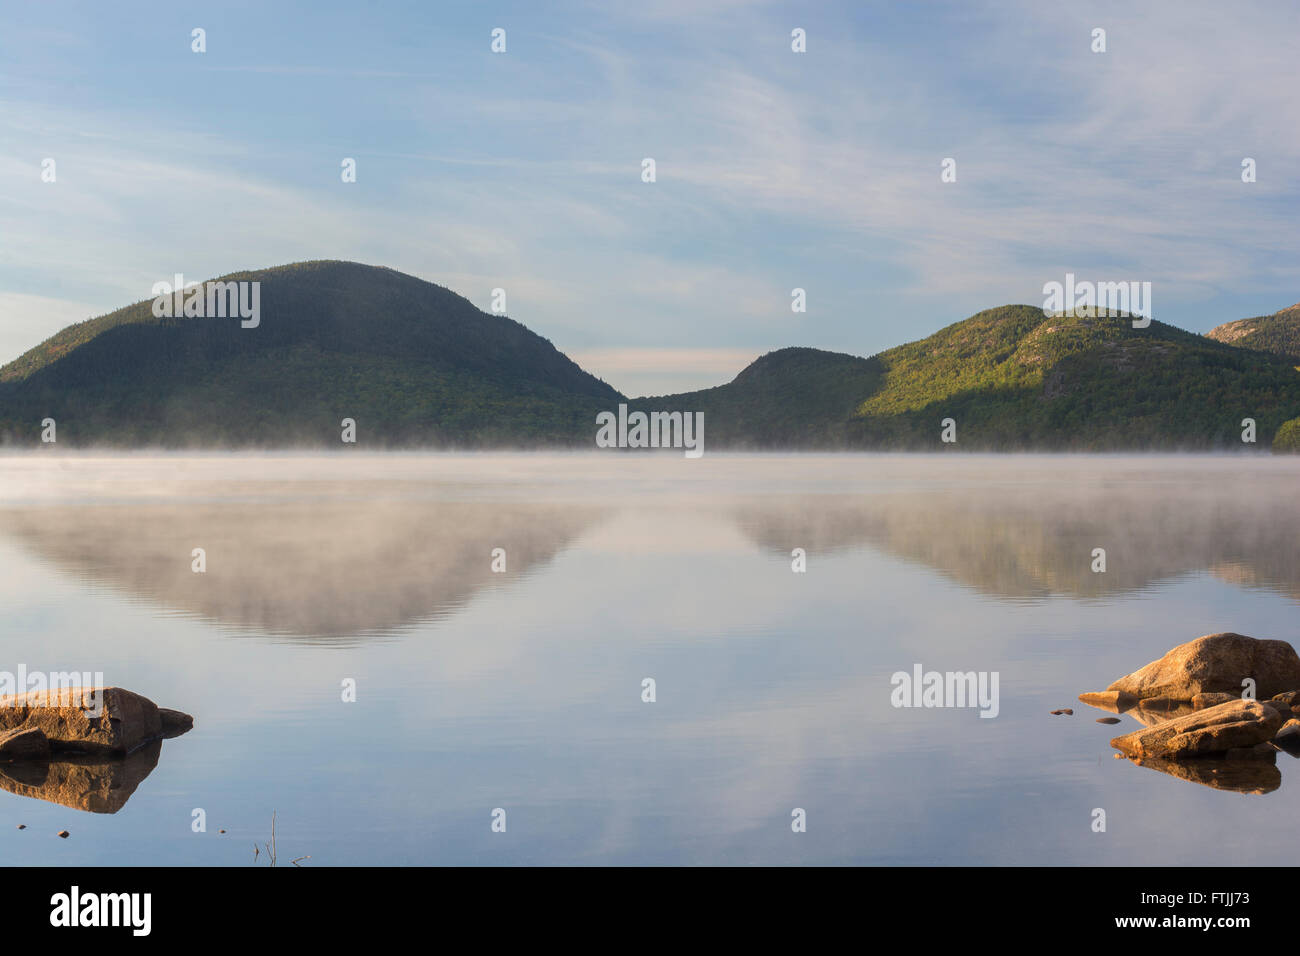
(1, 0, 1296, 392)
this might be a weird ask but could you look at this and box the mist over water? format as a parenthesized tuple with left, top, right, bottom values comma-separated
(0, 452, 1297, 864)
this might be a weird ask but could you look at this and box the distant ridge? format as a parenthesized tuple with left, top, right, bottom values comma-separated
(1207, 304, 1300, 362)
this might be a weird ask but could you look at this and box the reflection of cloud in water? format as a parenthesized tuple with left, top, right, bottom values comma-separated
(0, 499, 607, 643)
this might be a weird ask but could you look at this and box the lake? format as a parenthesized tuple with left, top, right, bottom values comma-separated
(0, 452, 1297, 865)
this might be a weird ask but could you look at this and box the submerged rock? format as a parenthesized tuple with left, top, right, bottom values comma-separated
(1109, 699, 1283, 759)
(1096, 717, 1122, 725)
(1107, 633, 1300, 701)
(0, 687, 191, 756)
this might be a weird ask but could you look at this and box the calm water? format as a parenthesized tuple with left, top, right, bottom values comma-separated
(0, 452, 1298, 866)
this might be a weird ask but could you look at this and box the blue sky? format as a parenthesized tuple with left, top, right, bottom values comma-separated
(2, 0, 1298, 395)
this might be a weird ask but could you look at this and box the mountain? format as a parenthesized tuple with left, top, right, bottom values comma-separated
(3, 264, 1300, 450)
(641, 305, 1300, 449)
(0, 261, 621, 446)
(629, 347, 883, 447)
(1207, 304, 1300, 362)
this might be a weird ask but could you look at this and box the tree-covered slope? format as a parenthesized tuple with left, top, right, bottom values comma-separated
(0, 261, 622, 446)
(1207, 304, 1300, 362)
(1276, 417, 1300, 453)
(851, 305, 1300, 448)
(628, 347, 883, 448)
(647, 305, 1300, 450)
(4, 268, 1299, 450)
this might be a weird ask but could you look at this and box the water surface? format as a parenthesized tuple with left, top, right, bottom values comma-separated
(1, 452, 1297, 865)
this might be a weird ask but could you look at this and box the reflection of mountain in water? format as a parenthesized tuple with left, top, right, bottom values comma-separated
(0, 499, 605, 642)
(3, 461, 1296, 638)
(732, 483, 1300, 602)
(0, 740, 162, 813)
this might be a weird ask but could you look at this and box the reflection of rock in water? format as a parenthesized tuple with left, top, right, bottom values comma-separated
(0, 740, 161, 813)
(1125, 753, 1281, 795)
(1121, 702, 1197, 728)
(0, 498, 606, 642)
(732, 478, 1300, 602)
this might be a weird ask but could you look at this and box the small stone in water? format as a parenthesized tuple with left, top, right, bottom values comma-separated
(1096, 717, 1121, 724)
(57, 830, 69, 838)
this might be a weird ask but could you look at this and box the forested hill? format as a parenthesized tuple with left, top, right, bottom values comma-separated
(0, 261, 621, 446)
(636, 305, 1300, 450)
(1207, 304, 1300, 362)
(2, 265, 1299, 450)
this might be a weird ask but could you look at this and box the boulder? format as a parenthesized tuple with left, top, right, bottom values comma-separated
(1275, 737, 1300, 758)
(0, 687, 182, 755)
(0, 727, 49, 759)
(1263, 700, 1293, 720)
(1272, 691, 1300, 708)
(158, 708, 193, 737)
(1109, 699, 1283, 759)
(1107, 633, 1300, 701)
(1078, 690, 1137, 712)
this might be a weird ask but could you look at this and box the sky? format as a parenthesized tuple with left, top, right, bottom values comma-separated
(1, 0, 1298, 396)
